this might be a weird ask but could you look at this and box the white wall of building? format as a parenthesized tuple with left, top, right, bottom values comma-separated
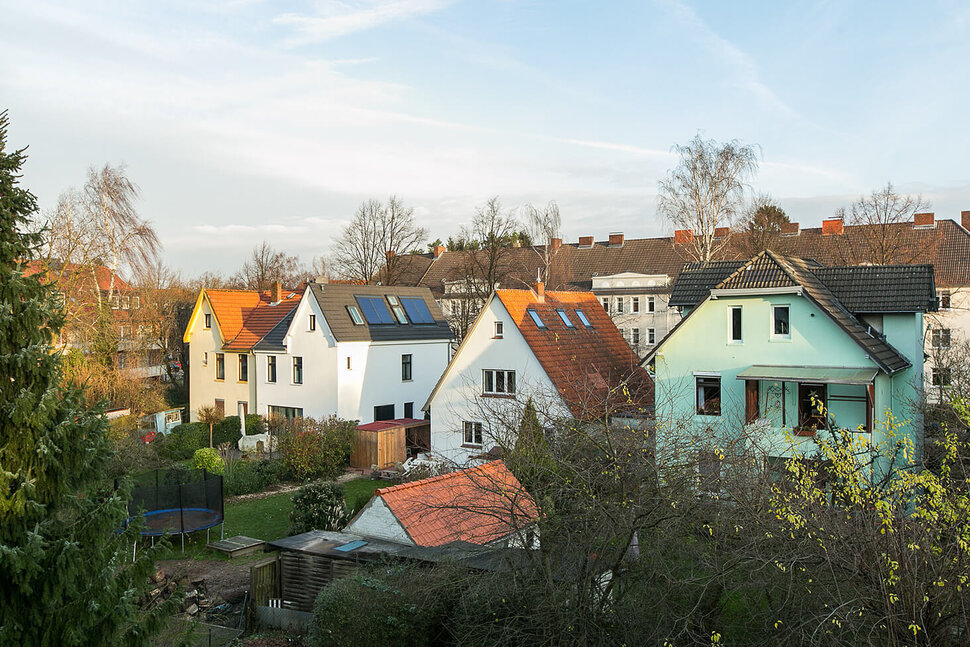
(925, 286, 970, 400)
(428, 297, 567, 465)
(591, 272, 681, 358)
(344, 497, 413, 545)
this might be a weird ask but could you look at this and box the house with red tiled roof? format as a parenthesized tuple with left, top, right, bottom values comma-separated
(424, 282, 653, 464)
(344, 460, 540, 548)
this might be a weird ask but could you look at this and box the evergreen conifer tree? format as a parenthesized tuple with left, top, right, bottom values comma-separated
(0, 111, 166, 646)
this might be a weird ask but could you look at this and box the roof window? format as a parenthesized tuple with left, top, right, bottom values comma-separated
(347, 305, 365, 325)
(574, 309, 593, 328)
(556, 309, 574, 328)
(527, 309, 546, 329)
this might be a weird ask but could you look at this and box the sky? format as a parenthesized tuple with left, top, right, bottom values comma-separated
(3, 0, 970, 276)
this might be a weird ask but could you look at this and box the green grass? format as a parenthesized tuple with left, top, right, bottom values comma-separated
(153, 478, 392, 560)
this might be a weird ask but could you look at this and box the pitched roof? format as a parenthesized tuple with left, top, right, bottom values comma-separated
(493, 288, 654, 417)
(307, 283, 452, 342)
(668, 261, 745, 307)
(371, 461, 539, 547)
(23, 260, 133, 292)
(205, 287, 304, 351)
(812, 265, 936, 313)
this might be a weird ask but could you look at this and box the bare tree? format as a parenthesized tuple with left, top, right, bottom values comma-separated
(657, 134, 759, 261)
(233, 241, 309, 290)
(734, 194, 792, 257)
(333, 196, 427, 284)
(834, 182, 934, 265)
(525, 200, 562, 283)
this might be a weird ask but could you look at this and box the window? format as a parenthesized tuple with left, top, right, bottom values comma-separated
(772, 305, 791, 339)
(122, 295, 131, 309)
(932, 328, 951, 348)
(647, 296, 656, 313)
(648, 328, 656, 344)
(798, 383, 827, 432)
(293, 356, 303, 384)
(356, 296, 395, 324)
(404, 402, 414, 418)
(938, 291, 951, 310)
(202, 351, 208, 367)
(402, 354, 412, 381)
(556, 309, 574, 328)
(483, 369, 516, 395)
(109, 295, 120, 309)
(696, 376, 721, 416)
(346, 356, 352, 370)
(347, 305, 365, 325)
(615, 297, 624, 313)
(386, 295, 410, 324)
(215, 353, 225, 380)
(631, 328, 640, 345)
(494, 321, 504, 338)
(133, 296, 140, 309)
(400, 297, 435, 324)
(632, 297, 640, 313)
(204, 313, 211, 329)
(698, 452, 722, 493)
(575, 309, 593, 328)
(729, 306, 743, 343)
(527, 309, 546, 328)
(238, 354, 248, 382)
(308, 314, 316, 331)
(463, 421, 484, 446)
(933, 368, 952, 386)
(214, 399, 225, 415)
(269, 405, 303, 420)
(618, 327, 626, 341)
(374, 404, 395, 421)
(602, 298, 609, 312)
(267, 355, 277, 383)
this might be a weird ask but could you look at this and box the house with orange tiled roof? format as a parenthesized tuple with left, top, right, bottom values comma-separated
(424, 282, 653, 464)
(344, 460, 540, 548)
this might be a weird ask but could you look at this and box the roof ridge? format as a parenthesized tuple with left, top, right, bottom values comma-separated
(375, 460, 503, 497)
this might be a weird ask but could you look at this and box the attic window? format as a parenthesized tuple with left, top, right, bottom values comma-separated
(527, 309, 546, 329)
(347, 305, 365, 325)
(386, 296, 409, 324)
(556, 309, 574, 328)
(575, 309, 593, 328)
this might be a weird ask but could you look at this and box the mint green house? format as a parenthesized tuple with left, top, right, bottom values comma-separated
(644, 251, 936, 480)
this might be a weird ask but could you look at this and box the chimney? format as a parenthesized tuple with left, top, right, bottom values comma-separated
(549, 237, 562, 252)
(274, 281, 282, 303)
(608, 232, 624, 247)
(385, 250, 395, 261)
(713, 226, 730, 239)
(433, 245, 446, 259)
(914, 212, 935, 228)
(963, 211, 970, 231)
(535, 280, 544, 303)
(578, 236, 594, 248)
(780, 222, 800, 236)
(673, 229, 694, 245)
(822, 218, 844, 236)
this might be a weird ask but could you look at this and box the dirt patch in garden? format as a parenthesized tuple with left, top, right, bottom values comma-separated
(156, 557, 255, 606)
(225, 469, 368, 504)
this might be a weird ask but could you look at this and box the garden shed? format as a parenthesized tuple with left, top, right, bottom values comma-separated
(351, 418, 430, 470)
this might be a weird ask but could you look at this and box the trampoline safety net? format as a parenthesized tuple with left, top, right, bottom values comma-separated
(125, 468, 224, 536)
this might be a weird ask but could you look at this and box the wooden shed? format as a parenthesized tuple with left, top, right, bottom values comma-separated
(351, 418, 430, 470)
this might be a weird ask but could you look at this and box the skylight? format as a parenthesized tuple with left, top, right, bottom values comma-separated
(575, 309, 593, 328)
(527, 309, 546, 328)
(347, 305, 365, 325)
(355, 296, 395, 324)
(556, 309, 574, 328)
(401, 297, 435, 324)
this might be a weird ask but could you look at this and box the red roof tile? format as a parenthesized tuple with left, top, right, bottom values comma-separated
(206, 287, 304, 351)
(494, 289, 653, 417)
(23, 260, 133, 292)
(357, 418, 427, 432)
(375, 461, 539, 547)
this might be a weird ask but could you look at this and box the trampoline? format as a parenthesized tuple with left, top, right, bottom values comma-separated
(125, 467, 224, 552)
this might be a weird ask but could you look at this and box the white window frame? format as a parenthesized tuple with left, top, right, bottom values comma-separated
(483, 369, 516, 396)
(601, 297, 609, 312)
(932, 328, 951, 349)
(462, 421, 484, 447)
(615, 297, 624, 314)
(402, 353, 412, 381)
(770, 304, 791, 341)
(202, 351, 208, 367)
(632, 297, 640, 313)
(494, 321, 504, 338)
(728, 306, 743, 344)
(631, 328, 640, 345)
(648, 327, 656, 345)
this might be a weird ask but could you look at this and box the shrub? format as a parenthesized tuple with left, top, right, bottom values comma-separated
(223, 459, 289, 496)
(308, 564, 461, 647)
(211, 416, 243, 447)
(158, 422, 206, 460)
(163, 463, 192, 485)
(277, 415, 356, 481)
(192, 447, 225, 474)
(289, 480, 349, 535)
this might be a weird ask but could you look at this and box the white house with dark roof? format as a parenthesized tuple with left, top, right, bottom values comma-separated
(250, 282, 453, 424)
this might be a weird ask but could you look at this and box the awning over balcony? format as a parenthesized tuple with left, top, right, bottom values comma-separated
(735, 365, 879, 385)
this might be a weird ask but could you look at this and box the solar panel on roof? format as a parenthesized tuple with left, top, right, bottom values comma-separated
(355, 296, 394, 324)
(401, 297, 434, 324)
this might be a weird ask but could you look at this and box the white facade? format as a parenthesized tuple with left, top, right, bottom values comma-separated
(427, 296, 567, 465)
(590, 272, 680, 358)
(924, 287, 970, 400)
(343, 497, 414, 545)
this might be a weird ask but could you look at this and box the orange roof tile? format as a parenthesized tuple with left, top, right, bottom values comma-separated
(206, 286, 304, 351)
(494, 289, 653, 417)
(375, 461, 539, 547)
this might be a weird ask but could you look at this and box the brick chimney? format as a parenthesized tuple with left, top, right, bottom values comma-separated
(914, 212, 935, 228)
(822, 218, 844, 236)
(608, 232, 624, 247)
(433, 245, 446, 259)
(961, 211, 970, 231)
(385, 250, 395, 261)
(673, 229, 694, 245)
(713, 226, 730, 239)
(780, 222, 800, 236)
(549, 237, 562, 252)
(274, 281, 282, 303)
(578, 236, 594, 248)
(535, 280, 544, 303)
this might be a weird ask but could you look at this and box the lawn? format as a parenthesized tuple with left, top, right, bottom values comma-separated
(155, 477, 391, 560)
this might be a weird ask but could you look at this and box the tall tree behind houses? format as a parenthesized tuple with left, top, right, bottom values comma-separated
(333, 196, 427, 284)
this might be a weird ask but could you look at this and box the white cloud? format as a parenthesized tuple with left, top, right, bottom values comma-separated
(274, 0, 455, 45)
